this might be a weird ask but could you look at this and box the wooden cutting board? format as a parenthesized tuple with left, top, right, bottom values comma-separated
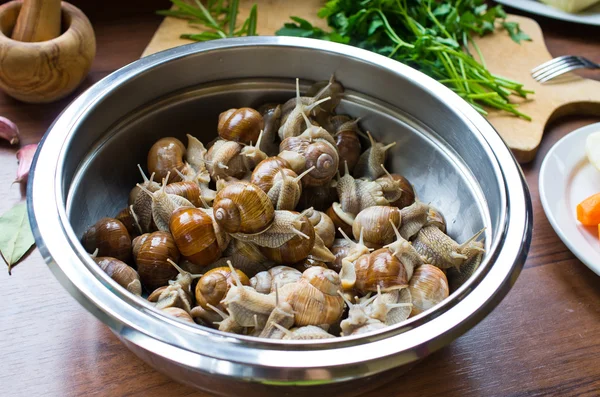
(141, 1, 600, 163)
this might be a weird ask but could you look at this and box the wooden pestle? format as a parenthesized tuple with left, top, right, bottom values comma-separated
(11, 0, 62, 42)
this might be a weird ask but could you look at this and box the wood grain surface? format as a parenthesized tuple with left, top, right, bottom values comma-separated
(0, 1, 96, 103)
(142, 1, 600, 164)
(1, 1, 599, 396)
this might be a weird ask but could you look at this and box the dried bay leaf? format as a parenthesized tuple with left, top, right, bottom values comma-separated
(0, 202, 35, 275)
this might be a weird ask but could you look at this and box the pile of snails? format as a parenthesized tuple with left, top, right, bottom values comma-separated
(82, 76, 486, 340)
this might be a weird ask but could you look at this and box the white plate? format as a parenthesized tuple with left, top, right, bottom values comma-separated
(540, 123, 600, 276)
(495, 0, 600, 26)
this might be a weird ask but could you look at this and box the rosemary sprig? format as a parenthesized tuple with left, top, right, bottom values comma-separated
(157, 0, 259, 41)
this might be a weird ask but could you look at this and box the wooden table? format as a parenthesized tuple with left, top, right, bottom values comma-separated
(1, 1, 599, 396)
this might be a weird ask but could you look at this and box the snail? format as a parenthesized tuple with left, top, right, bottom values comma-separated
(162, 307, 196, 324)
(412, 226, 485, 271)
(148, 260, 200, 313)
(376, 173, 416, 209)
(250, 266, 302, 294)
(185, 134, 210, 178)
(213, 181, 275, 234)
(352, 206, 402, 248)
(128, 165, 161, 234)
(307, 233, 336, 264)
(330, 238, 353, 273)
(258, 286, 295, 339)
(135, 230, 180, 292)
(221, 261, 276, 328)
(218, 107, 264, 144)
(164, 181, 203, 207)
(206, 133, 267, 180)
(337, 227, 372, 290)
(447, 239, 485, 291)
(169, 207, 223, 267)
(353, 131, 396, 180)
(206, 303, 245, 334)
(364, 285, 412, 326)
(398, 201, 441, 241)
(115, 207, 139, 238)
(250, 156, 291, 193)
(272, 324, 336, 340)
(135, 174, 195, 232)
(279, 267, 344, 327)
(190, 304, 223, 327)
(278, 78, 332, 140)
(195, 266, 250, 311)
(333, 118, 362, 174)
(338, 292, 385, 336)
(297, 184, 337, 212)
(279, 113, 339, 187)
(257, 211, 316, 265)
(326, 202, 355, 238)
(306, 75, 344, 114)
(305, 209, 335, 248)
(257, 103, 282, 157)
(222, 239, 274, 277)
(147, 137, 186, 183)
(82, 217, 132, 263)
(267, 168, 314, 211)
(336, 162, 402, 217)
(408, 264, 449, 316)
(92, 255, 141, 296)
(292, 257, 328, 273)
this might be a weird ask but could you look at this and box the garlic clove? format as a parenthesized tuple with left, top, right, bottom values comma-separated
(14, 143, 38, 183)
(0, 116, 19, 145)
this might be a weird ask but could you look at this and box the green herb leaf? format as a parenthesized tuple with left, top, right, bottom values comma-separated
(502, 21, 531, 44)
(0, 202, 35, 275)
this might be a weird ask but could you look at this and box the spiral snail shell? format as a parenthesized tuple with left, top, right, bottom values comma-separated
(376, 173, 416, 209)
(164, 181, 203, 208)
(82, 217, 132, 263)
(93, 256, 141, 296)
(169, 207, 222, 267)
(354, 248, 409, 295)
(218, 107, 264, 144)
(305, 209, 335, 249)
(408, 264, 449, 316)
(195, 266, 250, 311)
(352, 206, 402, 248)
(213, 182, 275, 234)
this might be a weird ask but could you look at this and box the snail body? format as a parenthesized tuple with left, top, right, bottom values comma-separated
(257, 103, 282, 156)
(376, 173, 415, 209)
(305, 209, 335, 248)
(250, 266, 302, 294)
(82, 218, 132, 263)
(413, 226, 485, 271)
(258, 211, 316, 265)
(129, 165, 160, 234)
(93, 256, 141, 296)
(353, 132, 396, 180)
(306, 75, 344, 114)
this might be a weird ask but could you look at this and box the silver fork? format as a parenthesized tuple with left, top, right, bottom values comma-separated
(531, 55, 599, 83)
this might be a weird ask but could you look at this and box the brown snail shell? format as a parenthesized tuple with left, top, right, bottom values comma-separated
(135, 231, 180, 292)
(213, 182, 275, 234)
(164, 181, 203, 208)
(376, 173, 416, 209)
(330, 238, 353, 273)
(279, 267, 344, 326)
(195, 266, 250, 310)
(306, 75, 344, 114)
(82, 218, 132, 263)
(257, 103, 282, 157)
(161, 307, 195, 324)
(218, 107, 264, 144)
(93, 256, 141, 296)
(222, 239, 273, 277)
(250, 156, 291, 193)
(352, 206, 402, 248)
(354, 248, 409, 295)
(147, 137, 186, 183)
(280, 133, 339, 187)
(115, 207, 139, 238)
(334, 121, 362, 174)
(354, 132, 396, 180)
(297, 184, 337, 212)
(259, 213, 315, 264)
(169, 207, 222, 267)
(132, 233, 150, 262)
(408, 265, 449, 316)
(250, 266, 302, 294)
(205, 139, 244, 180)
(305, 209, 335, 248)
(326, 203, 354, 238)
(292, 258, 328, 273)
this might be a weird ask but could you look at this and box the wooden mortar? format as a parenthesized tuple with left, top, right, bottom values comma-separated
(0, 1, 96, 103)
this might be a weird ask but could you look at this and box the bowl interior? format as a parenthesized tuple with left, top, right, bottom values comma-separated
(66, 78, 495, 250)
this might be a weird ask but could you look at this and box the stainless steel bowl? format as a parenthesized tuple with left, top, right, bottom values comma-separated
(28, 37, 532, 396)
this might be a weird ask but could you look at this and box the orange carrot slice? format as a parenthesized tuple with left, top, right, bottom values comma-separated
(577, 193, 600, 226)
(598, 224, 600, 240)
